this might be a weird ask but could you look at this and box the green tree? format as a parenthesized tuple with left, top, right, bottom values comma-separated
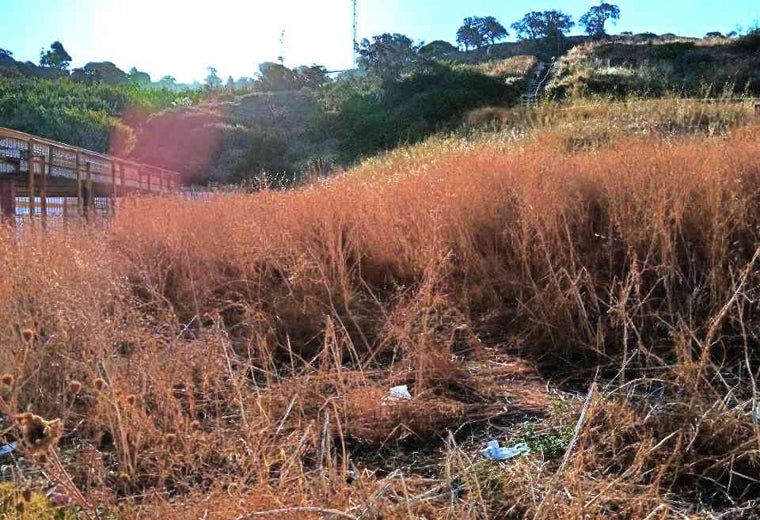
(293, 65, 329, 88)
(158, 75, 177, 89)
(71, 62, 128, 85)
(511, 11, 574, 40)
(457, 16, 508, 50)
(418, 40, 457, 57)
(257, 62, 295, 90)
(0, 48, 12, 59)
(204, 67, 222, 90)
(39, 41, 72, 70)
(128, 67, 152, 87)
(579, 3, 621, 38)
(511, 10, 574, 57)
(357, 33, 420, 80)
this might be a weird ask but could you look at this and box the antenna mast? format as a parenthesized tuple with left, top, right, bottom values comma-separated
(352, 0, 358, 67)
(278, 29, 286, 65)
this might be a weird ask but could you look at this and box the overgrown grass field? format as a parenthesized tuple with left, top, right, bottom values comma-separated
(1, 99, 759, 519)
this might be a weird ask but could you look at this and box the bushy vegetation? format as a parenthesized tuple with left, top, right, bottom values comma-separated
(333, 63, 520, 162)
(548, 39, 760, 98)
(0, 77, 201, 152)
(1, 100, 759, 518)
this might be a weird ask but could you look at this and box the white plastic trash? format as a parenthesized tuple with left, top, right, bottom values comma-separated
(389, 385, 412, 400)
(481, 440, 530, 461)
(0, 442, 17, 456)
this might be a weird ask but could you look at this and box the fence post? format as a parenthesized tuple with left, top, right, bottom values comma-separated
(76, 151, 82, 216)
(40, 155, 47, 228)
(82, 161, 92, 221)
(0, 179, 16, 224)
(27, 139, 35, 218)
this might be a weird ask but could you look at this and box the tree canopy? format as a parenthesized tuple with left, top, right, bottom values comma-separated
(418, 40, 457, 58)
(71, 62, 128, 85)
(579, 3, 621, 37)
(205, 67, 222, 90)
(357, 33, 419, 80)
(456, 16, 508, 50)
(39, 41, 72, 70)
(511, 11, 575, 41)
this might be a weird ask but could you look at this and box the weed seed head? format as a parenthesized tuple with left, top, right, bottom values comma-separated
(67, 380, 82, 395)
(16, 413, 63, 454)
(21, 329, 35, 344)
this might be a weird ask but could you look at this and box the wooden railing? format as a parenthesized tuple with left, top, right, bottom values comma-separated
(0, 126, 181, 197)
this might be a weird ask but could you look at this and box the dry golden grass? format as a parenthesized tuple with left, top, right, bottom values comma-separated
(469, 55, 538, 78)
(1, 100, 760, 518)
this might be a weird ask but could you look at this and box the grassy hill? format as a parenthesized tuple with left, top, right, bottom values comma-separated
(548, 34, 760, 98)
(2, 98, 760, 518)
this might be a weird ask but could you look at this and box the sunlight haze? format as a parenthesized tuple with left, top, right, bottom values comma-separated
(1, 0, 758, 82)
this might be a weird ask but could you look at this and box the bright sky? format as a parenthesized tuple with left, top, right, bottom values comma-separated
(1, 0, 758, 83)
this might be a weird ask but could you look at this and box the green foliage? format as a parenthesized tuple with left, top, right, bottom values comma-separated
(71, 61, 128, 85)
(511, 10, 575, 59)
(517, 400, 574, 459)
(733, 28, 760, 52)
(39, 41, 72, 71)
(0, 76, 199, 152)
(511, 10, 575, 41)
(0, 483, 79, 519)
(650, 41, 694, 59)
(205, 66, 222, 90)
(579, 3, 621, 37)
(334, 63, 519, 162)
(418, 40, 457, 58)
(456, 16, 508, 50)
(549, 42, 760, 99)
(127, 67, 152, 87)
(357, 33, 420, 80)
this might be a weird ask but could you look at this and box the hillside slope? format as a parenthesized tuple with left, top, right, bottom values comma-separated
(2, 99, 760, 519)
(548, 36, 760, 97)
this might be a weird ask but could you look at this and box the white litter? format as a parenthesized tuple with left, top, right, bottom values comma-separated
(0, 442, 17, 456)
(389, 385, 412, 401)
(481, 440, 530, 461)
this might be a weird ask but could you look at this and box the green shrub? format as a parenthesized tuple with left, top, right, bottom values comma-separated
(0, 483, 79, 519)
(0, 77, 200, 152)
(733, 29, 760, 52)
(334, 63, 519, 162)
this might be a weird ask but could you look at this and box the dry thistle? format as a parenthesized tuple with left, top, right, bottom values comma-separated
(67, 380, 82, 395)
(1, 373, 14, 387)
(22, 488, 32, 502)
(125, 394, 137, 406)
(94, 378, 106, 391)
(15, 413, 63, 454)
(190, 420, 201, 430)
(21, 329, 35, 344)
(164, 433, 178, 446)
(15, 500, 24, 514)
